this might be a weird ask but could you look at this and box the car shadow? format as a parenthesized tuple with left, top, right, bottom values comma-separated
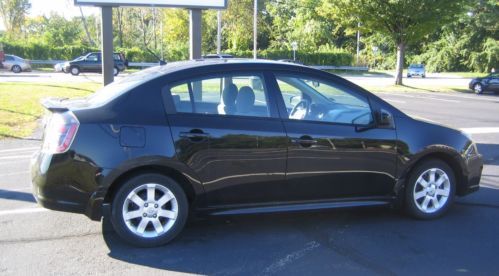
(103, 186, 499, 275)
(0, 189, 36, 203)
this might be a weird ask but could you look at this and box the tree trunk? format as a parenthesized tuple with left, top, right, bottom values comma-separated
(395, 42, 405, 85)
(79, 7, 95, 47)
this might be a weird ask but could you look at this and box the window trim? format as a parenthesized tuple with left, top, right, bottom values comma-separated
(270, 71, 376, 127)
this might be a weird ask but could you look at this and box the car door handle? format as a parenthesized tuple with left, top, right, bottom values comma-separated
(292, 136, 318, 147)
(179, 130, 210, 141)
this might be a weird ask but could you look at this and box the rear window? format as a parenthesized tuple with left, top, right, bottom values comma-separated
(409, 64, 424, 68)
(85, 68, 161, 106)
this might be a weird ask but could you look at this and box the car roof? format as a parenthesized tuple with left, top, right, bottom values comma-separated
(125, 59, 308, 84)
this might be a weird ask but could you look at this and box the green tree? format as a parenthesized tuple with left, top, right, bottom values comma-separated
(320, 0, 465, 85)
(0, 0, 31, 38)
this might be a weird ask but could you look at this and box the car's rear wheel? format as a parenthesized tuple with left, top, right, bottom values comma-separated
(422, 74, 426, 78)
(12, 65, 22, 73)
(407, 74, 411, 78)
(110, 173, 188, 247)
(70, 66, 80, 76)
(474, 83, 483, 94)
(113, 67, 119, 76)
(405, 159, 455, 219)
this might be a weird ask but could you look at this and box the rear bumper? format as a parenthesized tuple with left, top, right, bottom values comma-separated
(30, 150, 110, 221)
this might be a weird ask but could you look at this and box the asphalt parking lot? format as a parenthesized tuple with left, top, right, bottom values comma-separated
(1, 75, 498, 275)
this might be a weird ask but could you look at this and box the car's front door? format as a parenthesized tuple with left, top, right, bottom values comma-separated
(163, 72, 288, 207)
(84, 53, 100, 72)
(488, 73, 499, 91)
(272, 73, 398, 201)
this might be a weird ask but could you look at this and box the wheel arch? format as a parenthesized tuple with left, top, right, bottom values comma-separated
(103, 165, 200, 206)
(400, 150, 466, 196)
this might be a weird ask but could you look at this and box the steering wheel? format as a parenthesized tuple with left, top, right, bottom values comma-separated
(290, 99, 310, 120)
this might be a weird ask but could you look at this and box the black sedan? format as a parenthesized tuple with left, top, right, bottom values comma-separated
(31, 60, 483, 247)
(469, 72, 499, 94)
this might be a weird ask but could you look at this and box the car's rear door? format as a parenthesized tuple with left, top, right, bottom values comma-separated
(270, 72, 398, 201)
(162, 70, 288, 207)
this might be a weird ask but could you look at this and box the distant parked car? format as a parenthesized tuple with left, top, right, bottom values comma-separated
(54, 62, 65, 72)
(203, 53, 234, 59)
(2, 54, 32, 73)
(64, 52, 127, 76)
(469, 73, 499, 94)
(407, 64, 426, 78)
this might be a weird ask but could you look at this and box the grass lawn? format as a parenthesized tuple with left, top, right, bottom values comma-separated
(362, 84, 471, 94)
(0, 82, 101, 139)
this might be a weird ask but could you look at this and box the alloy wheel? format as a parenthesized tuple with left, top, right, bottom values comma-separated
(474, 83, 483, 94)
(413, 168, 451, 214)
(122, 183, 178, 238)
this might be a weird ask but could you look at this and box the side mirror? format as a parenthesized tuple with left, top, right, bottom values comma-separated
(378, 109, 394, 127)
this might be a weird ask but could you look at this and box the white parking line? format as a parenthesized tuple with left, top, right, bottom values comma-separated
(0, 147, 38, 154)
(460, 127, 499, 134)
(0, 155, 33, 160)
(0, 171, 30, 177)
(0, 207, 47, 216)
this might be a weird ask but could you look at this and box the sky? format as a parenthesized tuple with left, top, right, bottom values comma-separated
(0, 0, 99, 31)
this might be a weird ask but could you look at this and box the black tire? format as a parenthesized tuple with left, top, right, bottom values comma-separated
(110, 173, 189, 247)
(405, 159, 456, 220)
(407, 74, 411, 78)
(70, 66, 80, 76)
(113, 67, 119, 76)
(422, 74, 426, 78)
(473, 83, 483, 94)
(12, 65, 22, 73)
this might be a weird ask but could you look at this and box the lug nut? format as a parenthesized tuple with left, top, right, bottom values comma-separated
(153, 214, 157, 218)
(144, 203, 148, 207)
(154, 204, 158, 208)
(143, 213, 147, 217)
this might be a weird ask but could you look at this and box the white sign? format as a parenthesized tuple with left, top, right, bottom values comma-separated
(75, 0, 227, 9)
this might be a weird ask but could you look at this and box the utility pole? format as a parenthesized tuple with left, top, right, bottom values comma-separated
(217, 10, 222, 54)
(253, 0, 258, 59)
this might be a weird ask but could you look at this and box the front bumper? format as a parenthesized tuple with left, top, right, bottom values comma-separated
(31, 150, 111, 221)
(459, 154, 483, 196)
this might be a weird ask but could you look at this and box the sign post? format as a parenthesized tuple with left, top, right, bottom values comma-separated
(75, 0, 228, 85)
(101, 6, 114, 85)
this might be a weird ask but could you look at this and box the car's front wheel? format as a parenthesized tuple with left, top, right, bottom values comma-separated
(70, 66, 80, 76)
(12, 65, 22, 73)
(110, 173, 188, 247)
(405, 159, 455, 219)
(474, 83, 483, 94)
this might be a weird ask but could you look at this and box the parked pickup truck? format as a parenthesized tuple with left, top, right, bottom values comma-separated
(64, 52, 127, 76)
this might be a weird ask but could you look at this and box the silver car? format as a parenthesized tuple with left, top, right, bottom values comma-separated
(407, 64, 426, 78)
(2, 54, 32, 73)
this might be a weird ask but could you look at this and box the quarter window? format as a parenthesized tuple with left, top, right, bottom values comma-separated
(168, 74, 271, 118)
(276, 74, 373, 126)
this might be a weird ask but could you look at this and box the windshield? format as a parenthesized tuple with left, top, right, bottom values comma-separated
(409, 64, 424, 68)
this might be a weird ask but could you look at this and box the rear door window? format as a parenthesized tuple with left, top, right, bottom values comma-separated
(168, 74, 271, 118)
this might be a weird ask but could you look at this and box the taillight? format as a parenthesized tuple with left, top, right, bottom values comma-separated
(42, 112, 79, 154)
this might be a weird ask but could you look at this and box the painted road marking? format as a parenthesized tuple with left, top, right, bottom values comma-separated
(384, 99, 406, 104)
(0, 207, 48, 217)
(0, 171, 30, 177)
(0, 147, 38, 154)
(460, 127, 499, 134)
(0, 155, 33, 161)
